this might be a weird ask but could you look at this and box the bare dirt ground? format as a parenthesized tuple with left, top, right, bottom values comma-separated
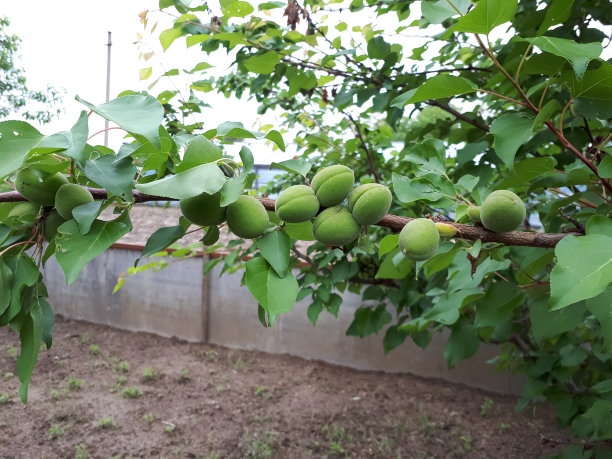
(0, 316, 575, 459)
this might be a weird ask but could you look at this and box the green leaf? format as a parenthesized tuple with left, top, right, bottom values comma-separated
(378, 234, 399, 260)
(444, 320, 480, 369)
(138, 225, 186, 263)
(549, 234, 612, 310)
(84, 156, 136, 200)
(536, 0, 574, 35)
(346, 305, 392, 338)
(0, 121, 45, 180)
(307, 301, 323, 326)
(176, 136, 222, 173)
(523, 37, 602, 79)
(600, 156, 612, 179)
(244, 51, 280, 74)
(390, 75, 477, 107)
(562, 62, 612, 119)
(490, 114, 534, 167)
(452, 0, 517, 35)
(245, 256, 298, 326)
(201, 225, 220, 246)
(72, 201, 103, 235)
(285, 221, 315, 241)
(392, 174, 443, 203)
(0, 259, 12, 316)
(367, 36, 391, 59)
(496, 157, 554, 189)
(239, 146, 254, 172)
(586, 288, 612, 354)
(55, 214, 132, 285)
(17, 300, 42, 403)
(375, 248, 411, 279)
(382, 326, 409, 354)
(265, 130, 286, 151)
(259, 1, 284, 10)
(135, 163, 226, 199)
(257, 230, 291, 278)
(40, 297, 54, 349)
(76, 95, 164, 149)
(159, 26, 183, 51)
(220, 0, 254, 18)
(270, 159, 313, 176)
(220, 174, 247, 206)
(421, 0, 470, 24)
(587, 215, 612, 236)
(3, 256, 40, 323)
(572, 399, 612, 440)
(62, 111, 90, 166)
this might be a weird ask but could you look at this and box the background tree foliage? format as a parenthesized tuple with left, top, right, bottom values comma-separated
(0, 0, 611, 452)
(0, 17, 62, 124)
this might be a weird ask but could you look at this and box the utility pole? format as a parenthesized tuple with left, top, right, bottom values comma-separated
(104, 31, 112, 147)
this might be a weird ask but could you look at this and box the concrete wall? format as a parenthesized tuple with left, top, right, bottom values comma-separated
(44, 247, 522, 394)
(43, 248, 205, 342)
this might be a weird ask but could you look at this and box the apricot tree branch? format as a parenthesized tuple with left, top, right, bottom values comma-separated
(0, 189, 572, 248)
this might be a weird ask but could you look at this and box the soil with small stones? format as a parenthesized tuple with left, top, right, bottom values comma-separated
(0, 317, 575, 458)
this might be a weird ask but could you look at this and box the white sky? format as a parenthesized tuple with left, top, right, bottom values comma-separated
(2, 0, 287, 162)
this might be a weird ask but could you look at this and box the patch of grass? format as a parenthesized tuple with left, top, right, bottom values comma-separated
(114, 360, 130, 373)
(110, 375, 128, 393)
(143, 413, 155, 424)
(142, 367, 157, 382)
(48, 424, 71, 439)
(179, 369, 191, 383)
(122, 386, 143, 399)
(460, 434, 472, 452)
(80, 332, 89, 344)
(89, 345, 100, 356)
(97, 418, 118, 429)
(498, 422, 512, 431)
(163, 421, 176, 434)
(204, 349, 218, 361)
(0, 393, 11, 405)
(323, 423, 353, 457)
(67, 375, 83, 391)
(480, 397, 493, 416)
(373, 436, 393, 456)
(228, 351, 247, 371)
(242, 430, 275, 459)
(416, 405, 436, 437)
(74, 444, 90, 459)
(3, 372, 14, 379)
(206, 453, 220, 459)
(254, 385, 268, 398)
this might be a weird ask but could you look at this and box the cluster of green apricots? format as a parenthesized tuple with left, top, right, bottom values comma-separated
(4, 165, 526, 265)
(4, 169, 95, 242)
(180, 164, 527, 263)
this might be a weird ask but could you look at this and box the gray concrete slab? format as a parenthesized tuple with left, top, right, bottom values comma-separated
(43, 248, 205, 342)
(207, 265, 523, 394)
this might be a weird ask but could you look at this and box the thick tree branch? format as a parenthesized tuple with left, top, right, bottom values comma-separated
(0, 189, 571, 248)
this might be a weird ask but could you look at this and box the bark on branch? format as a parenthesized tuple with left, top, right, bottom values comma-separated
(0, 189, 571, 248)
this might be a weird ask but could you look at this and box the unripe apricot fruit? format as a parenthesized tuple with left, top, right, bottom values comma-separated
(15, 169, 69, 206)
(480, 190, 525, 233)
(399, 218, 440, 261)
(180, 191, 227, 227)
(43, 210, 67, 241)
(7, 202, 41, 222)
(348, 183, 392, 226)
(275, 185, 319, 223)
(313, 206, 361, 246)
(226, 195, 269, 239)
(467, 206, 481, 223)
(311, 165, 355, 207)
(435, 222, 457, 238)
(55, 183, 94, 219)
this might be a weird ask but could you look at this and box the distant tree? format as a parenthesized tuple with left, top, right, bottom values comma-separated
(0, 16, 61, 124)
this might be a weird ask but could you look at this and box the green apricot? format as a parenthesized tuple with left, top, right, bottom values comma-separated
(313, 206, 361, 246)
(180, 191, 227, 227)
(311, 165, 355, 207)
(226, 195, 269, 239)
(275, 185, 320, 223)
(467, 206, 481, 223)
(43, 210, 68, 241)
(399, 218, 440, 261)
(435, 222, 457, 238)
(348, 183, 392, 226)
(55, 183, 94, 219)
(15, 169, 69, 206)
(481, 190, 526, 233)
